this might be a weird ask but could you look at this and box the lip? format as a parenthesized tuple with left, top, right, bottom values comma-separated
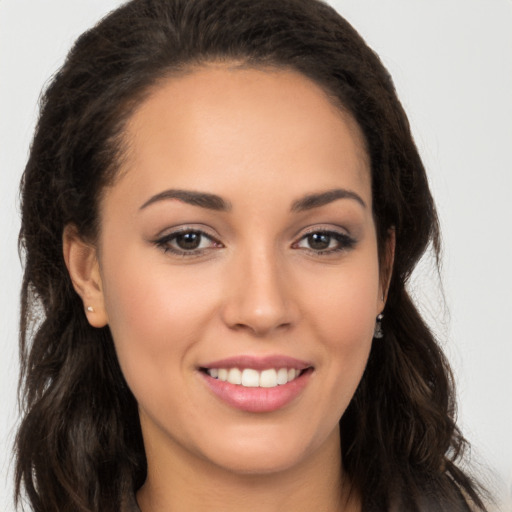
(200, 354, 312, 371)
(198, 355, 314, 413)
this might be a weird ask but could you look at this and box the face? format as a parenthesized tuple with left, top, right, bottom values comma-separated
(95, 65, 385, 476)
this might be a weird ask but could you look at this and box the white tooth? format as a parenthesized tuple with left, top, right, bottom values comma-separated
(276, 368, 288, 385)
(241, 368, 260, 387)
(227, 368, 242, 385)
(218, 368, 228, 382)
(209, 368, 218, 378)
(260, 369, 277, 388)
(288, 368, 297, 381)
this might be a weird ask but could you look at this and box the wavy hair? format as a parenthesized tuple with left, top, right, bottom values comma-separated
(16, 0, 487, 510)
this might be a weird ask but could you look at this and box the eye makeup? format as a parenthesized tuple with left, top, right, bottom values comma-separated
(153, 227, 223, 257)
(152, 224, 357, 259)
(293, 229, 356, 256)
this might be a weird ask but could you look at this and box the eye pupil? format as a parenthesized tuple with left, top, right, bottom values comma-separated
(308, 233, 331, 250)
(176, 232, 201, 250)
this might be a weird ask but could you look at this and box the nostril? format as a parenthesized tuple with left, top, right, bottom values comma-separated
(231, 320, 292, 336)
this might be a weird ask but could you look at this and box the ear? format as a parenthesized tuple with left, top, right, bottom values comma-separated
(62, 224, 108, 328)
(378, 227, 395, 313)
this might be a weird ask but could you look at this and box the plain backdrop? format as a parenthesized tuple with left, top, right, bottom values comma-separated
(1, 1, 511, 510)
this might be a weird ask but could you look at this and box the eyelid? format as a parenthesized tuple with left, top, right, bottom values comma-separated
(298, 223, 349, 235)
(294, 224, 353, 241)
(292, 225, 356, 254)
(153, 226, 223, 256)
(153, 222, 218, 238)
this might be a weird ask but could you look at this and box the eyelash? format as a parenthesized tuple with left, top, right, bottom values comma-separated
(154, 228, 222, 256)
(154, 228, 356, 257)
(293, 229, 356, 255)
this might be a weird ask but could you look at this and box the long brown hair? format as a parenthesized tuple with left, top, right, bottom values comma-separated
(16, 0, 487, 510)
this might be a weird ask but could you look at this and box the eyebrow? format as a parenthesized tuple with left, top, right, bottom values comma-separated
(139, 189, 232, 211)
(291, 188, 367, 212)
(139, 187, 366, 213)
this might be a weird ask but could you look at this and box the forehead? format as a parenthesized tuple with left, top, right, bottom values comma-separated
(110, 64, 371, 208)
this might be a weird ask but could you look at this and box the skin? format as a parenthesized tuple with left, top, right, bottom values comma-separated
(64, 64, 393, 512)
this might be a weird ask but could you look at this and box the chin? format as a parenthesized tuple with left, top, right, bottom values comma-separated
(208, 449, 308, 476)
(193, 422, 339, 477)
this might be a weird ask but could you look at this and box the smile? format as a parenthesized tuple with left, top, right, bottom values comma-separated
(204, 367, 302, 388)
(199, 356, 313, 413)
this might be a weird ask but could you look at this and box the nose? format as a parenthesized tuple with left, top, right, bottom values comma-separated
(220, 247, 299, 337)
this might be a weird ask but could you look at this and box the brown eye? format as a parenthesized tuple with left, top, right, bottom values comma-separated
(155, 229, 222, 255)
(306, 233, 331, 251)
(175, 232, 202, 250)
(294, 230, 356, 254)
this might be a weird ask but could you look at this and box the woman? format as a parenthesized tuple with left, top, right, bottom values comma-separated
(15, 0, 489, 510)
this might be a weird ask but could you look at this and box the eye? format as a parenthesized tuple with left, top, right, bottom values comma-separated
(155, 229, 222, 255)
(294, 230, 355, 254)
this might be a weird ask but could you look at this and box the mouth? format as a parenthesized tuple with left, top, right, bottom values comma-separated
(200, 366, 308, 388)
(198, 356, 314, 413)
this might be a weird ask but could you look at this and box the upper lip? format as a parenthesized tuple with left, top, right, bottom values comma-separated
(200, 355, 313, 371)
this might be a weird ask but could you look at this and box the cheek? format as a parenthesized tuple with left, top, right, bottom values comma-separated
(99, 249, 217, 394)
(301, 256, 379, 403)
(307, 258, 380, 346)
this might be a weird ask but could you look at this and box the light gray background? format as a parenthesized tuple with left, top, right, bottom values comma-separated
(1, 1, 511, 510)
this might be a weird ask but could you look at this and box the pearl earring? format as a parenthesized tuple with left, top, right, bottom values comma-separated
(87, 306, 94, 312)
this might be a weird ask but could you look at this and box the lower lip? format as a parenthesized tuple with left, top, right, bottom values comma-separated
(200, 369, 312, 413)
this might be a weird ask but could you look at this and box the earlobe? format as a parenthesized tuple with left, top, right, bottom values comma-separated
(62, 224, 108, 328)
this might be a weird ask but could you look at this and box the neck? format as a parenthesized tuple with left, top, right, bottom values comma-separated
(136, 426, 359, 512)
